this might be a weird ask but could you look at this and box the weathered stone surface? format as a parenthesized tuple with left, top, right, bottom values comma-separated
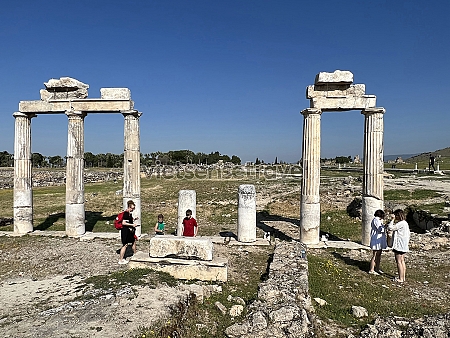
(315, 70, 353, 84)
(149, 236, 213, 261)
(129, 251, 227, 282)
(40, 77, 89, 101)
(310, 95, 376, 110)
(100, 88, 131, 100)
(230, 304, 244, 317)
(19, 99, 134, 113)
(225, 241, 314, 337)
(215, 301, 227, 315)
(307, 83, 365, 98)
(237, 184, 256, 242)
(352, 305, 368, 318)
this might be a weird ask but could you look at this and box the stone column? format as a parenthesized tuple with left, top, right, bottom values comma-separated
(13, 112, 35, 234)
(361, 108, 385, 246)
(237, 184, 256, 242)
(300, 108, 322, 244)
(65, 110, 86, 237)
(123, 111, 142, 236)
(177, 190, 196, 236)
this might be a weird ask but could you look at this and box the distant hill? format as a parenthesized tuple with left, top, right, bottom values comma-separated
(405, 146, 450, 161)
(384, 153, 419, 162)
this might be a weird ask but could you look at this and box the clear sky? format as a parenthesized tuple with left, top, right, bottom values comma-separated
(0, 0, 449, 164)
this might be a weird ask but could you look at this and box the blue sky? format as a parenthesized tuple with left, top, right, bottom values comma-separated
(0, 0, 449, 164)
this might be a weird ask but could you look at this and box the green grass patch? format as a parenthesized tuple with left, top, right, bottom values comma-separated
(320, 210, 361, 242)
(308, 249, 450, 330)
(384, 189, 442, 201)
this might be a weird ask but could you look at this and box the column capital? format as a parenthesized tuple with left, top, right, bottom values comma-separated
(362, 107, 385, 115)
(300, 108, 322, 116)
(13, 112, 36, 119)
(65, 110, 87, 118)
(122, 110, 142, 118)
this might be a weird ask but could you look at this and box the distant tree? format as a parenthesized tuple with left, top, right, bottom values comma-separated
(255, 158, 261, 165)
(231, 155, 241, 165)
(32, 153, 46, 167)
(274, 157, 278, 165)
(335, 156, 351, 164)
(0, 151, 13, 167)
(48, 155, 64, 167)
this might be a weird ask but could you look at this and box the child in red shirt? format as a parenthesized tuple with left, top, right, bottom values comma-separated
(182, 209, 198, 237)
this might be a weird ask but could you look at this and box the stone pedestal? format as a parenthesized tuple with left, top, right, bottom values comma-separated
(149, 236, 213, 261)
(65, 111, 86, 237)
(237, 184, 256, 242)
(300, 108, 322, 244)
(123, 111, 142, 236)
(177, 190, 196, 236)
(361, 108, 385, 245)
(13, 112, 35, 234)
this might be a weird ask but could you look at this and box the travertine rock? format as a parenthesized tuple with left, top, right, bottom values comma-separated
(100, 88, 131, 100)
(149, 235, 213, 261)
(315, 70, 353, 84)
(40, 77, 89, 100)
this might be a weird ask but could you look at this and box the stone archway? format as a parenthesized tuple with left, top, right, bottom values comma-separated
(13, 77, 142, 237)
(300, 70, 384, 246)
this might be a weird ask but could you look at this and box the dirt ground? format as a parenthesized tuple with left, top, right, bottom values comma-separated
(0, 173, 449, 337)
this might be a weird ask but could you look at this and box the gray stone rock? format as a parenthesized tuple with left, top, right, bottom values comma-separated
(352, 305, 368, 318)
(252, 311, 267, 331)
(229, 305, 244, 317)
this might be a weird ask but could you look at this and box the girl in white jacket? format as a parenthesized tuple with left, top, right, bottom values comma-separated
(387, 209, 410, 283)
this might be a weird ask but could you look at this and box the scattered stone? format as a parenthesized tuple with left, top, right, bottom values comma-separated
(314, 297, 328, 306)
(352, 305, 368, 318)
(215, 301, 227, 315)
(229, 305, 244, 317)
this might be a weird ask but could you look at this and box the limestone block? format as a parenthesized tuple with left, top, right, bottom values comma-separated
(100, 88, 131, 100)
(315, 70, 353, 84)
(310, 95, 376, 110)
(129, 251, 227, 282)
(40, 88, 88, 101)
(149, 235, 213, 261)
(306, 84, 366, 98)
(44, 77, 89, 91)
(19, 99, 134, 113)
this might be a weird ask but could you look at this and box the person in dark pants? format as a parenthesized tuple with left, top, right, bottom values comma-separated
(429, 155, 436, 171)
(118, 200, 139, 265)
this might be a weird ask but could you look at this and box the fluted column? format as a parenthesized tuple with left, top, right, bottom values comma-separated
(300, 108, 322, 244)
(13, 112, 35, 233)
(361, 107, 385, 245)
(65, 110, 86, 237)
(123, 111, 142, 236)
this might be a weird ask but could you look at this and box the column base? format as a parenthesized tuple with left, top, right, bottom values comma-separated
(300, 202, 320, 244)
(65, 203, 85, 237)
(13, 207, 33, 233)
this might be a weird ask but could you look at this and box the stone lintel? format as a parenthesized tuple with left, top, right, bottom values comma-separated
(306, 84, 366, 99)
(100, 88, 131, 100)
(19, 99, 133, 113)
(315, 70, 353, 85)
(310, 96, 376, 111)
(149, 235, 213, 261)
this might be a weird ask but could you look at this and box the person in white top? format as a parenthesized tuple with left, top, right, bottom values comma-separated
(387, 209, 410, 283)
(368, 209, 387, 275)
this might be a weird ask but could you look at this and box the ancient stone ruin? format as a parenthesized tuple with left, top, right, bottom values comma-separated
(300, 70, 384, 245)
(13, 77, 142, 237)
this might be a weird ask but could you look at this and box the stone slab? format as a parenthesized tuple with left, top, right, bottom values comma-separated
(209, 236, 271, 246)
(310, 95, 376, 110)
(315, 70, 353, 84)
(307, 240, 368, 250)
(306, 84, 366, 98)
(100, 88, 131, 100)
(19, 99, 134, 113)
(129, 251, 228, 282)
(149, 235, 213, 261)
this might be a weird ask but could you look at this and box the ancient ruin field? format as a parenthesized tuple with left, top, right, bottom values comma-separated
(0, 167, 449, 337)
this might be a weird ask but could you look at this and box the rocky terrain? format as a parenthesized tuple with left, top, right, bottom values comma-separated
(0, 169, 449, 337)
